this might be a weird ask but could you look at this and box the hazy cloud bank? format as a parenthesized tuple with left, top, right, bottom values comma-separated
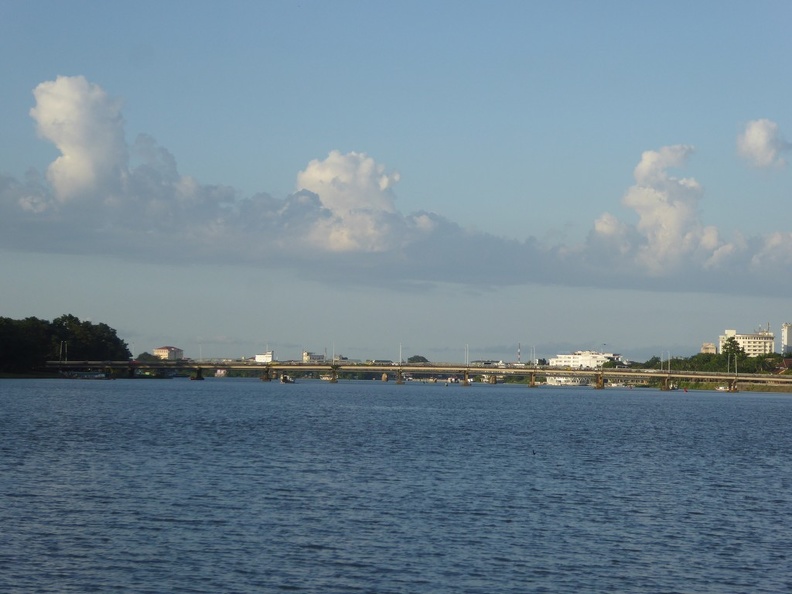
(2, 76, 791, 295)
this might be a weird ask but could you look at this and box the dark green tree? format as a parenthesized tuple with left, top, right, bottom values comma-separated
(51, 314, 130, 361)
(720, 336, 745, 359)
(407, 355, 429, 363)
(0, 314, 130, 373)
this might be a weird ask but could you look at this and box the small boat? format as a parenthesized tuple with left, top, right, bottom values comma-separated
(62, 370, 111, 380)
(280, 374, 295, 384)
(546, 376, 589, 386)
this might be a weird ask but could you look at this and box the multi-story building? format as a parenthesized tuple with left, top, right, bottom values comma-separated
(302, 350, 325, 363)
(782, 323, 792, 356)
(255, 351, 275, 363)
(700, 343, 717, 354)
(719, 328, 774, 357)
(548, 350, 625, 369)
(154, 346, 184, 360)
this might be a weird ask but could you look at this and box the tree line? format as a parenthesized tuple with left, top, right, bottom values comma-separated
(608, 337, 789, 375)
(0, 314, 130, 374)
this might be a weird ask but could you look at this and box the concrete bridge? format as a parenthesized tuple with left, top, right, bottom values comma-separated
(45, 360, 792, 391)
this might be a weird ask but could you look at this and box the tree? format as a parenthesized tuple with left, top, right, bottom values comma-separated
(720, 336, 745, 360)
(643, 356, 661, 369)
(407, 355, 429, 364)
(51, 314, 130, 360)
(0, 314, 130, 373)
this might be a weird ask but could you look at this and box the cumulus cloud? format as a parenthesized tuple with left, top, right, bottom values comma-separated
(30, 75, 128, 204)
(3, 75, 792, 296)
(295, 151, 406, 252)
(590, 145, 729, 276)
(737, 118, 790, 168)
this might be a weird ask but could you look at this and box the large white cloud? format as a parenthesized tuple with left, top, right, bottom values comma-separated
(737, 118, 790, 168)
(29, 75, 128, 204)
(3, 75, 792, 296)
(592, 145, 728, 275)
(296, 151, 403, 252)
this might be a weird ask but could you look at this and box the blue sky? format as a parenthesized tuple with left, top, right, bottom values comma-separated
(1, 1, 791, 362)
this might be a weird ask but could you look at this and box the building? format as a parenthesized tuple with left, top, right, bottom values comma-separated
(782, 323, 792, 356)
(154, 346, 184, 360)
(254, 351, 275, 363)
(548, 350, 625, 369)
(719, 328, 774, 357)
(700, 343, 717, 354)
(302, 350, 325, 363)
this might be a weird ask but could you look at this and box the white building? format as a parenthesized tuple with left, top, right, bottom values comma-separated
(302, 350, 325, 363)
(782, 323, 792, 356)
(719, 328, 774, 357)
(154, 346, 184, 360)
(255, 351, 275, 363)
(548, 350, 624, 369)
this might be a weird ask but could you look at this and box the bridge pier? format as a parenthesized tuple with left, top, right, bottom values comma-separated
(594, 373, 605, 390)
(191, 367, 205, 381)
(396, 369, 404, 384)
(529, 372, 536, 388)
(462, 369, 470, 386)
(260, 367, 271, 381)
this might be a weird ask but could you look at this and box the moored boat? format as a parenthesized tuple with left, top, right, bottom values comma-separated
(546, 376, 589, 386)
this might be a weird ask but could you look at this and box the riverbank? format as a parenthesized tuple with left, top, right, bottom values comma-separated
(0, 371, 61, 379)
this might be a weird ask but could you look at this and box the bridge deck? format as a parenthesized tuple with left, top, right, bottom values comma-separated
(45, 360, 792, 387)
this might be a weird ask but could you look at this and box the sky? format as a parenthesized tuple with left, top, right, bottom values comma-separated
(1, 0, 791, 363)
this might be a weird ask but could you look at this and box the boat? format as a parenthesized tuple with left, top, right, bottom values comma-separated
(62, 370, 111, 380)
(280, 374, 295, 384)
(546, 376, 589, 386)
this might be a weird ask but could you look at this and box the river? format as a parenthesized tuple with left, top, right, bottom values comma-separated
(2, 378, 791, 592)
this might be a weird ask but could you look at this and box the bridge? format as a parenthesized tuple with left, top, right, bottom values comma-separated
(45, 360, 792, 391)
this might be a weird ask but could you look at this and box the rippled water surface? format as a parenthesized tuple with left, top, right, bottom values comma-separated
(2, 378, 792, 592)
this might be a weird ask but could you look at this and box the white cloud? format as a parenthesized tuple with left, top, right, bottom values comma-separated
(29, 75, 128, 203)
(591, 212, 632, 256)
(737, 118, 790, 168)
(297, 150, 400, 213)
(4, 75, 792, 297)
(750, 231, 792, 270)
(295, 151, 405, 252)
(592, 145, 730, 275)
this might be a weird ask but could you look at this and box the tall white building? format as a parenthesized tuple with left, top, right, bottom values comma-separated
(782, 323, 792, 356)
(719, 328, 774, 357)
